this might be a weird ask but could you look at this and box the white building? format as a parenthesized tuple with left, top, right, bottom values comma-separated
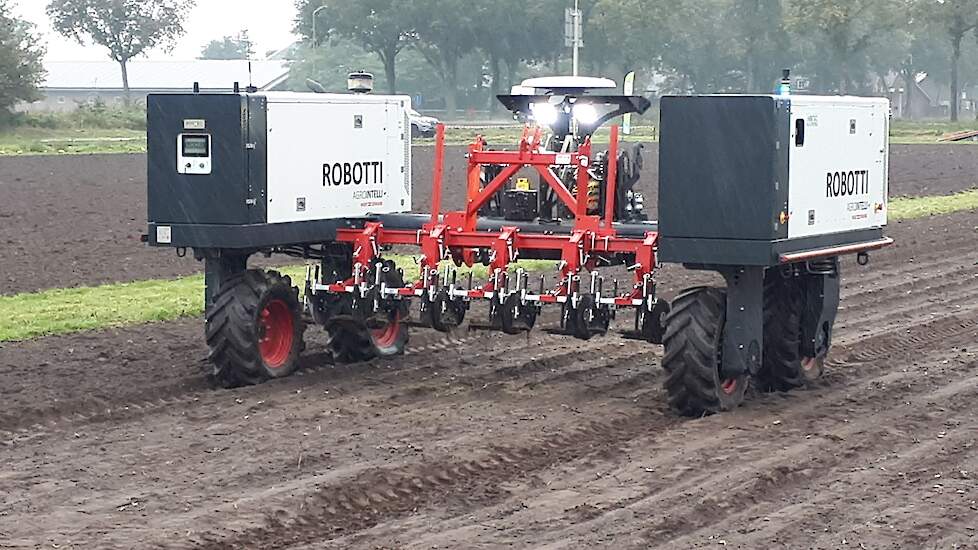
(18, 60, 291, 112)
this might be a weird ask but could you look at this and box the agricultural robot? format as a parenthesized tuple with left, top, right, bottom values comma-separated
(145, 76, 892, 416)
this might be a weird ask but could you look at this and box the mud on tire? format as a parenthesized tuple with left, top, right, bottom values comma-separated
(662, 287, 747, 416)
(756, 273, 824, 392)
(205, 270, 306, 388)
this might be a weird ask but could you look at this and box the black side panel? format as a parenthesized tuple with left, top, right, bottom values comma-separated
(659, 96, 789, 245)
(247, 95, 268, 224)
(147, 94, 251, 225)
(148, 220, 341, 249)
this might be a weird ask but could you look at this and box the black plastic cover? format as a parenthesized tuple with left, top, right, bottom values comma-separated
(659, 95, 790, 243)
(147, 94, 264, 226)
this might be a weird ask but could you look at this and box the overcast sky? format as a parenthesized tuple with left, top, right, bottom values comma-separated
(11, 0, 300, 61)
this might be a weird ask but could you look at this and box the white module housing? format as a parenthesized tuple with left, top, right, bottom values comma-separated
(786, 96, 889, 239)
(263, 92, 412, 223)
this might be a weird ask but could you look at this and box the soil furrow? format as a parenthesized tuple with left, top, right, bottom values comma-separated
(191, 411, 655, 550)
(2, 203, 977, 549)
(184, 308, 978, 548)
(351, 328, 977, 550)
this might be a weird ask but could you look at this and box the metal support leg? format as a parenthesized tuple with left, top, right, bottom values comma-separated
(800, 259, 841, 358)
(200, 249, 249, 308)
(719, 266, 765, 378)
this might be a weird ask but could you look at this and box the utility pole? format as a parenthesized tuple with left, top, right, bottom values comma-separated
(312, 4, 328, 46)
(312, 4, 327, 76)
(565, 1, 583, 76)
(572, 0, 581, 76)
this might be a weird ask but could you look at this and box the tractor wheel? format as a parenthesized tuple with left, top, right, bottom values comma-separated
(498, 293, 538, 334)
(662, 287, 747, 416)
(326, 321, 376, 364)
(205, 270, 305, 388)
(366, 311, 410, 356)
(328, 259, 409, 363)
(639, 298, 671, 345)
(756, 274, 825, 391)
(329, 311, 409, 363)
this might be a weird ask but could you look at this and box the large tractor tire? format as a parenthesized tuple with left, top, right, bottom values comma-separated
(205, 270, 306, 388)
(757, 274, 825, 392)
(327, 259, 409, 363)
(662, 287, 747, 416)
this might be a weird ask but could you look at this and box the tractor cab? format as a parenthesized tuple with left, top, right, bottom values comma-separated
(499, 76, 649, 145)
(482, 76, 653, 223)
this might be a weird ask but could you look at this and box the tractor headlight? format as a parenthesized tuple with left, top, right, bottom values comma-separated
(530, 103, 559, 126)
(573, 104, 599, 125)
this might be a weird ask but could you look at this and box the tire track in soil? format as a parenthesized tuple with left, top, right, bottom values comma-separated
(190, 411, 658, 550)
(185, 307, 978, 549)
(850, 228, 975, 272)
(0, 331, 475, 439)
(357, 299, 978, 546)
(841, 262, 978, 312)
(1, 341, 656, 531)
(0, 330, 628, 443)
(1, 210, 974, 547)
(51, 276, 974, 548)
(637, 358, 978, 547)
(747, 406, 978, 548)
(0, 344, 660, 548)
(351, 319, 978, 549)
(834, 284, 978, 346)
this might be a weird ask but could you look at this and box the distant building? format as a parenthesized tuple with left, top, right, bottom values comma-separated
(888, 72, 978, 119)
(17, 60, 291, 112)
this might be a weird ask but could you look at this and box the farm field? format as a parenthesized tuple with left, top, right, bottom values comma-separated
(2, 118, 978, 155)
(1, 143, 977, 295)
(0, 146, 977, 548)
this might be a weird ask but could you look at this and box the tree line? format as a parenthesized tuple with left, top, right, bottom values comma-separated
(4, 0, 978, 121)
(297, 0, 978, 120)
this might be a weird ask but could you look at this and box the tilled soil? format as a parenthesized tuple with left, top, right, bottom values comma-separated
(1, 143, 977, 295)
(1, 210, 977, 549)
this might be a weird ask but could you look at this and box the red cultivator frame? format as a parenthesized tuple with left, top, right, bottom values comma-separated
(311, 123, 664, 340)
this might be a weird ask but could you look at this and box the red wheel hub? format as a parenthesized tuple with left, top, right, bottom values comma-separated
(259, 299, 294, 368)
(721, 378, 739, 395)
(801, 357, 819, 372)
(370, 314, 401, 348)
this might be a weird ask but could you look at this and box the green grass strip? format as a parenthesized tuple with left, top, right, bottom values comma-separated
(0, 274, 207, 342)
(2, 190, 975, 343)
(0, 258, 555, 343)
(889, 189, 978, 221)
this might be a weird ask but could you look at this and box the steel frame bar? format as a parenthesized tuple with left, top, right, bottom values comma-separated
(326, 123, 660, 316)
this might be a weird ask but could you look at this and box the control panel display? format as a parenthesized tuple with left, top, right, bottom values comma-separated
(177, 133, 212, 174)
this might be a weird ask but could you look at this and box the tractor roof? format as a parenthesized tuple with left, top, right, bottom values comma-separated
(511, 76, 618, 95)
